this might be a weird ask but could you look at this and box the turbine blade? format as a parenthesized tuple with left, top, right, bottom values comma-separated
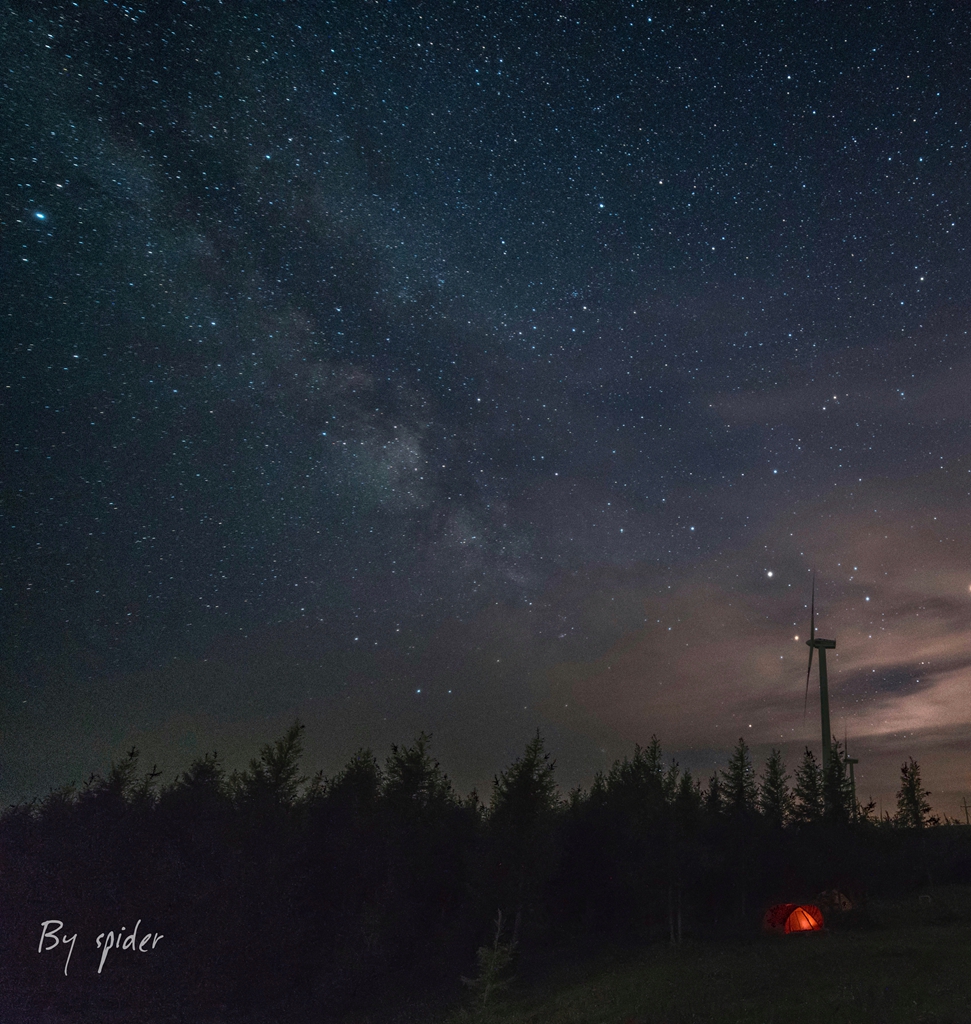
(804, 643, 814, 717)
(803, 573, 816, 718)
(810, 573, 816, 643)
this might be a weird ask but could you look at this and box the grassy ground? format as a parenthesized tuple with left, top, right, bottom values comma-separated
(8, 887, 970, 1023)
(442, 886, 971, 1024)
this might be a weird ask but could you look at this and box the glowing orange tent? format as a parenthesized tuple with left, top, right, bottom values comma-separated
(762, 903, 824, 934)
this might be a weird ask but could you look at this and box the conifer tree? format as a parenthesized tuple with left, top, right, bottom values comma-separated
(235, 720, 308, 807)
(491, 731, 558, 817)
(384, 732, 455, 813)
(607, 738, 665, 798)
(663, 759, 681, 804)
(758, 748, 794, 828)
(674, 768, 702, 824)
(721, 737, 758, 816)
(823, 739, 854, 824)
(380, 734, 463, 965)
(792, 747, 824, 823)
(896, 756, 932, 828)
(589, 770, 608, 807)
(96, 745, 141, 802)
(159, 750, 232, 854)
(604, 737, 667, 823)
(642, 735, 665, 779)
(328, 748, 383, 814)
(489, 730, 560, 943)
(178, 749, 227, 792)
(704, 772, 723, 815)
(463, 786, 485, 823)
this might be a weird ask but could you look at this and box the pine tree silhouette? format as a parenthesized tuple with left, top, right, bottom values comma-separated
(758, 749, 794, 828)
(489, 730, 560, 945)
(792, 747, 824, 824)
(896, 757, 932, 828)
(722, 737, 758, 816)
(823, 739, 854, 825)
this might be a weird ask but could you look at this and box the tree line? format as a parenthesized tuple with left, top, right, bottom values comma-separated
(1, 724, 967, 1021)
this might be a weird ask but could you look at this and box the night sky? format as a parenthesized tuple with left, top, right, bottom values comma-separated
(3, 2, 970, 820)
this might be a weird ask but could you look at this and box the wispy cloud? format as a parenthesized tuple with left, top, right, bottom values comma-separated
(533, 470, 971, 813)
(709, 350, 971, 427)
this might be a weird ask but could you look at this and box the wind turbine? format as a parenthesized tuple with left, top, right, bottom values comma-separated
(803, 574, 836, 780)
(845, 746, 859, 822)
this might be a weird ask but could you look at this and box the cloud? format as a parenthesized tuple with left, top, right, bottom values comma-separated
(709, 350, 971, 428)
(530, 467, 971, 812)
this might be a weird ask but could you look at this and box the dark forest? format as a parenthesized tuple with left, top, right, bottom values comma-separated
(3, 723, 969, 1022)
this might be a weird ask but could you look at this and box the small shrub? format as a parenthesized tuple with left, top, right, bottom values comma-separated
(461, 909, 517, 1007)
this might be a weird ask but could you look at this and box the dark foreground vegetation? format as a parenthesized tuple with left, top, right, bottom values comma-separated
(2, 723, 970, 1023)
(445, 887, 971, 1024)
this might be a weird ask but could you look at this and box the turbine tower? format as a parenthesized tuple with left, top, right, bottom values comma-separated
(846, 750, 859, 822)
(804, 575, 836, 780)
